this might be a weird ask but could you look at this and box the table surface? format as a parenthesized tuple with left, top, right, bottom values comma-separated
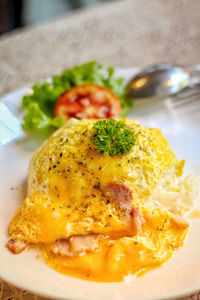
(1, 0, 200, 299)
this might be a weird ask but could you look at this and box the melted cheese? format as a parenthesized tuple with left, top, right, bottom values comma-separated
(42, 203, 188, 282)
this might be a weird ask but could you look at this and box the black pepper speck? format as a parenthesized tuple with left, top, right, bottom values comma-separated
(93, 185, 99, 189)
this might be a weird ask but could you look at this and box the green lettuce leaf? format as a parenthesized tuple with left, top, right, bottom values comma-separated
(22, 61, 132, 132)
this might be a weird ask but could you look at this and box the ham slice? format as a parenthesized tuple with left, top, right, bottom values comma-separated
(103, 182, 145, 232)
(50, 239, 73, 256)
(131, 206, 145, 234)
(69, 234, 99, 253)
(51, 234, 99, 257)
(6, 239, 27, 254)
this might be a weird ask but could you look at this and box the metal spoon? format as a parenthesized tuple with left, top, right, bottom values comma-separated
(126, 63, 200, 100)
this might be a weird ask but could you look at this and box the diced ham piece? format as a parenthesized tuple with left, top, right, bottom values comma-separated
(6, 239, 27, 254)
(69, 234, 99, 253)
(103, 182, 145, 232)
(171, 214, 189, 229)
(131, 206, 145, 234)
(50, 239, 73, 257)
(104, 183, 133, 217)
(51, 234, 100, 257)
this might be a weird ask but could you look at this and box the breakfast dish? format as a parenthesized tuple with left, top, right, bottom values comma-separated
(7, 118, 195, 282)
(1, 65, 200, 300)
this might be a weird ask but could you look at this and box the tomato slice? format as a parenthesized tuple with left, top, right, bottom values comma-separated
(54, 83, 121, 120)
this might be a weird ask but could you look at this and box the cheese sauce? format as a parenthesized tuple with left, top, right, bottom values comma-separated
(41, 205, 189, 282)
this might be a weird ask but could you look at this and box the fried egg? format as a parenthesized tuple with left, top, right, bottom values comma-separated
(7, 119, 189, 281)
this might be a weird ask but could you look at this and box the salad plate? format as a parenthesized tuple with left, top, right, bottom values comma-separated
(0, 67, 200, 300)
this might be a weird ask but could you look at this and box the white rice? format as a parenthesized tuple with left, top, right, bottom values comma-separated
(147, 167, 200, 216)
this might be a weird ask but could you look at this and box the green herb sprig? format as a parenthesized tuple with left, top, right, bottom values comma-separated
(92, 119, 136, 155)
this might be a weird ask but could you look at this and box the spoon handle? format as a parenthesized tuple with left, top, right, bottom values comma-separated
(171, 82, 200, 99)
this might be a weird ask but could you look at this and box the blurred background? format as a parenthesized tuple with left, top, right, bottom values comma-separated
(0, 0, 111, 35)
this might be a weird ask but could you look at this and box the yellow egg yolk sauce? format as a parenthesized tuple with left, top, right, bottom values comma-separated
(40, 205, 188, 282)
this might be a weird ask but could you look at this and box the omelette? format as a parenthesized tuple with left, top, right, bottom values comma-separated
(7, 118, 189, 282)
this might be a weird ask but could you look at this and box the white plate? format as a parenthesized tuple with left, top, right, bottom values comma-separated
(1, 68, 200, 300)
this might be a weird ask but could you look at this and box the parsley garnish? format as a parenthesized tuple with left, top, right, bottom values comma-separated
(92, 119, 136, 155)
